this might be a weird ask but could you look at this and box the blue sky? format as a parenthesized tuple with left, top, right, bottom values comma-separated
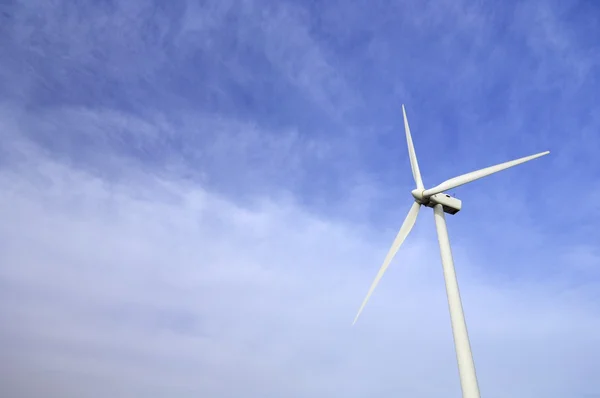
(1, 0, 599, 397)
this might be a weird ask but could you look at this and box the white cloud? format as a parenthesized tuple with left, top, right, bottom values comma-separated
(1, 130, 599, 398)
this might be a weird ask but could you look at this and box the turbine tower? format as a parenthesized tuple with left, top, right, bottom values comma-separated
(353, 105, 549, 398)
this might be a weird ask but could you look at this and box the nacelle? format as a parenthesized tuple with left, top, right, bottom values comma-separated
(425, 193, 462, 215)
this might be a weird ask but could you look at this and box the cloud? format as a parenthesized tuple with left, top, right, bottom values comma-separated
(1, 112, 600, 397)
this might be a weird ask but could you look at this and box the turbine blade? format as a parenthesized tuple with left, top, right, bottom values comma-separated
(402, 105, 424, 190)
(422, 150, 550, 197)
(353, 201, 421, 325)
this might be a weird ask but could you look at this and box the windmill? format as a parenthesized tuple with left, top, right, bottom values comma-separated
(353, 105, 549, 398)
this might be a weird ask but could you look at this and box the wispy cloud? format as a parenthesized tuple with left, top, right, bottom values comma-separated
(1, 138, 599, 397)
(1, 0, 599, 397)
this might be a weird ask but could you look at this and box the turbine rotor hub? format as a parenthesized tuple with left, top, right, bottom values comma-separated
(411, 188, 425, 202)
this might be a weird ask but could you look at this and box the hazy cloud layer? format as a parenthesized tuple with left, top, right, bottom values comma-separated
(2, 140, 599, 398)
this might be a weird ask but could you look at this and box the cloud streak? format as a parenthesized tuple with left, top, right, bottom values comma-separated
(2, 108, 599, 398)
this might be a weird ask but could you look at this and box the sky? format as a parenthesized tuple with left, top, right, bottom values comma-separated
(1, 0, 600, 397)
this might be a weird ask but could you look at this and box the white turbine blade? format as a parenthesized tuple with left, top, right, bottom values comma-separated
(402, 105, 424, 190)
(353, 201, 421, 325)
(422, 150, 550, 197)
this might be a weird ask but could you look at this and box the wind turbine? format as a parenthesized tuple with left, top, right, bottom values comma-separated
(353, 105, 549, 398)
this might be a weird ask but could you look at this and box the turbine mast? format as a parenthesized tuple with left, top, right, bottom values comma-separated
(433, 204, 480, 398)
